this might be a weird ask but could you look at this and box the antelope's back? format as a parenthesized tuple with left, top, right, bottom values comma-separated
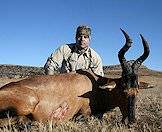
(0, 72, 93, 98)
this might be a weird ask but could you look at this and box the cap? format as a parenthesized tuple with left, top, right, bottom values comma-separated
(76, 25, 91, 38)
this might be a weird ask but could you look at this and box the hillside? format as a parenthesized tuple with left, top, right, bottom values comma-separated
(0, 62, 162, 78)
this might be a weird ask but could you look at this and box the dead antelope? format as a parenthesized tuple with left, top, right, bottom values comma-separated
(0, 29, 150, 125)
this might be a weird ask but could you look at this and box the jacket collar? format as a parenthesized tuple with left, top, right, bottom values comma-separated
(74, 44, 90, 57)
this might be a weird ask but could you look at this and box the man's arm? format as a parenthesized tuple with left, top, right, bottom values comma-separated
(92, 57, 104, 76)
(44, 45, 65, 75)
(90, 49, 104, 76)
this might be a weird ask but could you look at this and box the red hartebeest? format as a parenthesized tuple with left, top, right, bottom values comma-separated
(0, 29, 150, 125)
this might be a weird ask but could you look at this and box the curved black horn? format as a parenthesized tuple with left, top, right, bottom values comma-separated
(120, 28, 133, 47)
(132, 34, 150, 72)
(118, 29, 133, 70)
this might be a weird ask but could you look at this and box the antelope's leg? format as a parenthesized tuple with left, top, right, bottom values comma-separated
(119, 100, 128, 123)
(78, 99, 91, 117)
(32, 98, 82, 123)
(58, 98, 91, 122)
(0, 87, 39, 117)
(127, 95, 136, 123)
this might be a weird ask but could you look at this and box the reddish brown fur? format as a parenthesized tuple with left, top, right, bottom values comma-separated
(0, 71, 97, 123)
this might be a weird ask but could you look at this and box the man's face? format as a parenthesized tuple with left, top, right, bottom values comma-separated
(76, 34, 90, 49)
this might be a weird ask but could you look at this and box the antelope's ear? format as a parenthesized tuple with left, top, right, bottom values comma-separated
(99, 80, 116, 91)
(139, 81, 155, 89)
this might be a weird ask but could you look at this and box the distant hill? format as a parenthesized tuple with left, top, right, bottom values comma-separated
(0, 64, 44, 78)
(0, 61, 162, 78)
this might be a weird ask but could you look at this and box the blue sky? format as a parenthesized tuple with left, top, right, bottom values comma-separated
(0, 0, 162, 71)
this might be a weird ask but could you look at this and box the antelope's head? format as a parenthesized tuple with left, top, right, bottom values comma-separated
(118, 29, 150, 95)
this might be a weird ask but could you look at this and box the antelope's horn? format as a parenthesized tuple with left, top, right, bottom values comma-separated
(118, 29, 132, 70)
(120, 28, 132, 47)
(132, 34, 150, 71)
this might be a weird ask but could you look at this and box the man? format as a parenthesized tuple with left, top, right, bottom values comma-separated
(44, 25, 104, 76)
